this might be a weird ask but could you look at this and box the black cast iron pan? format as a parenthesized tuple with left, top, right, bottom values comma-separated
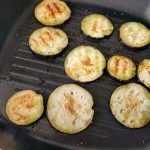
(0, 0, 150, 149)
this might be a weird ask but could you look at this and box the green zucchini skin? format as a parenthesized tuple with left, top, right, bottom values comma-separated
(110, 83, 150, 128)
(64, 45, 106, 82)
(47, 84, 94, 134)
(119, 22, 150, 48)
(81, 14, 114, 39)
(6, 90, 44, 125)
(107, 55, 136, 81)
(29, 27, 68, 56)
(138, 59, 150, 88)
(35, 0, 71, 26)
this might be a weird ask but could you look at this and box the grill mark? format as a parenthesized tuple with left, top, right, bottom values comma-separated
(47, 4, 55, 17)
(53, 2, 62, 14)
(32, 38, 39, 46)
(39, 35, 48, 46)
(123, 59, 128, 73)
(45, 31, 54, 41)
(46, 4, 52, 17)
(92, 21, 98, 32)
(114, 59, 120, 76)
(55, 31, 61, 37)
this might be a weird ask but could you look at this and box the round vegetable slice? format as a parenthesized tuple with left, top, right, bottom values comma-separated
(6, 90, 44, 125)
(64, 45, 106, 82)
(34, 0, 71, 26)
(107, 55, 136, 81)
(120, 22, 150, 48)
(29, 27, 68, 56)
(47, 84, 94, 134)
(81, 14, 114, 38)
(110, 83, 150, 128)
(138, 59, 150, 88)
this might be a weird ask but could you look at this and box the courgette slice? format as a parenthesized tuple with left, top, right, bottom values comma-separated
(47, 84, 94, 134)
(29, 27, 68, 56)
(64, 45, 106, 82)
(107, 55, 136, 81)
(110, 83, 150, 128)
(81, 14, 114, 38)
(6, 90, 44, 125)
(138, 59, 150, 88)
(120, 22, 150, 48)
(35, 0, 71, 26)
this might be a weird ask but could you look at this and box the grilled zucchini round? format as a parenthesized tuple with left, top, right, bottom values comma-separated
(35, 0, 71, 26)
(110, 83, 150, 128)
(120, 22, 150, 48)
(47, 84, 94, 134)
(81, 14, 114, 38)
(29, 27, 68, 56)
(107, 55, 136, 81)
(64, 45, 106, 82)
(138, 59, 150, 88)
(6, 90, 44, 125)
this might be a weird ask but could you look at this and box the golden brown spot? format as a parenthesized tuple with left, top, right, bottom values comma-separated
(16, 114, 27, 122)
(66, 68, 73, 76)
(92, 21, 98, 32)
(45, 31, 54, 41)
(53, 2, 62, 14)
(64, 94, 81, 115)
(81, 57, 93, 66)
(39, 35, 49, 46)
(26, 103, 34, 109)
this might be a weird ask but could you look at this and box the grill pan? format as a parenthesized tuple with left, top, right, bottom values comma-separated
(0, 0, 150, 149)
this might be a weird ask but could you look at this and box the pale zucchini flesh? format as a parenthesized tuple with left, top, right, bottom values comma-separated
(120, 22, 150, 48)
(47, 84, 94, 134)
(110, 83, 150, 128)
(64, 45, 106, 82)
(6, 90, 44, 125)
(34, 0, 71, 26)
(138, 59, 150, 88)
(29, 27, 68, 56)
(107, 55, 136, 81)
(81, 14, 114, 38)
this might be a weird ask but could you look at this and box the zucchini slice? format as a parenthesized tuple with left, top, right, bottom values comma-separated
(110, 83, 150, 128)
(47, 84, 94, 134)
(29, 27, 68, 56)
(107, 55, 136, 81)
(138, 59, 150, 88)
(120, 22, 150, 48)
(81, 14, 114, 38)
(35, 0, 71, 26)
(64, 45, 106, 82)
(6, 90, 44, 125)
